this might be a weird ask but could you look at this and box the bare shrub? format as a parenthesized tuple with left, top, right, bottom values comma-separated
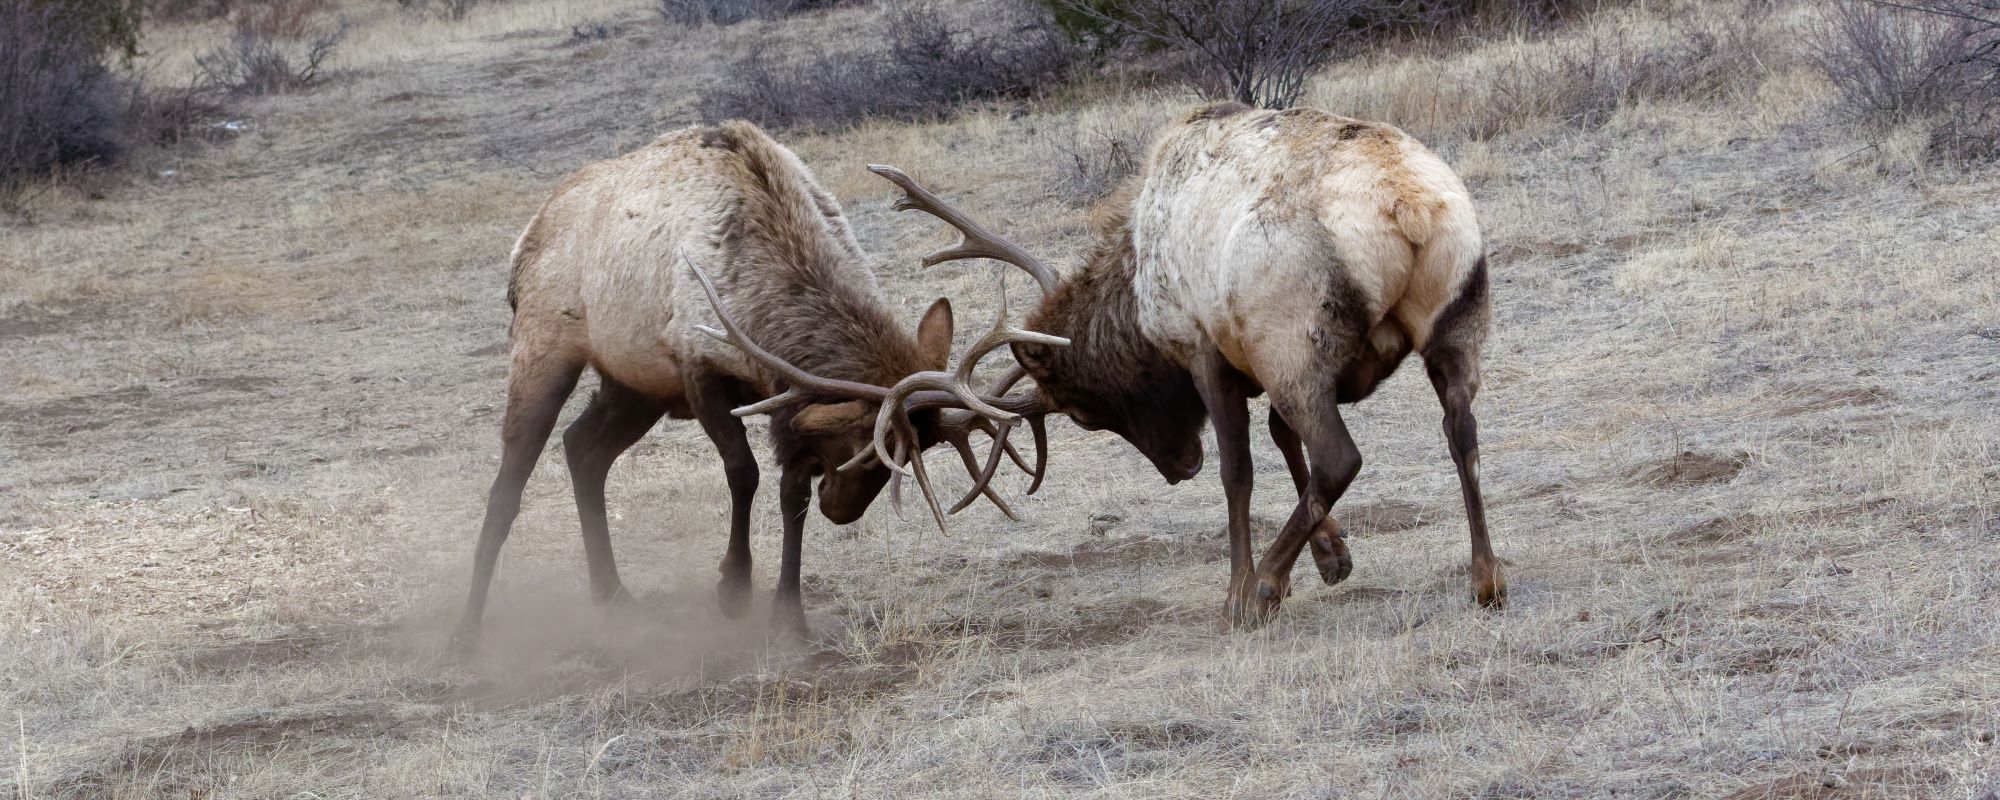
(0, 0, 126, 186)
(399, 0, 479, 21)
(1813, 0, 2000, 157)
(1042, 0, 1418, 108)
(700, 1, 1078, 130)
(195, 5, 346, 96)
(1457, 9, 1778, 135)
(659, 0, 850, 27)
(150, 0, 237, 22)
(1046, 112, 1156, 205)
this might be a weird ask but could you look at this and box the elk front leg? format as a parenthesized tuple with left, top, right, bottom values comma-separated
(1426, 344, 1505, 608)
(691, 375, 759, 619)
(1193, 351, 1267, 629)
(772, 457, 814, 638)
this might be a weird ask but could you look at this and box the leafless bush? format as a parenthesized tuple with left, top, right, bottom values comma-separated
(151, 0, 237, 22)
(399, 0, 479, 21)
(1469, 9, 1777, 133)
(1044, 0, 1417, 108)
(700, 2, 1078, 129)
(1813, 0, 2000, 157)
(195, 8, 347, 96)
(659, 0, 849, 27)
(1046, 113, 1154, 205)
(121, 76, 227, 150)
(0, 0, 125, 186)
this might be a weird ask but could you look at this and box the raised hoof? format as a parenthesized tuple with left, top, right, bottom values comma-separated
(716, 577, 753, 620)
(1308, 518, 1352, 586)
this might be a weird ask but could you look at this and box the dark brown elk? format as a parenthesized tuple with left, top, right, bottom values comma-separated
(868, 102, 1503, 628)
(452, 121, 1038, 648)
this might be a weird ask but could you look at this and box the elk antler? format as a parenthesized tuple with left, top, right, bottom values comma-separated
(870, 165, 1062, 505)
(868, 165, 1059, 295)
(685, 253, 1067, 531)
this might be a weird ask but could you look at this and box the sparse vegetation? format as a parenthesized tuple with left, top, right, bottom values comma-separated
(1044, 107, 1159, 204)
(194, 1, 346, 95)
(1814, 0, 2000, 158)
(1040, 0, 1415, 107)
(0, 0, 137, 186)
(399, 0, 479, 21)
(700, 1, 1077, 129)
(659, 0, 850, 27)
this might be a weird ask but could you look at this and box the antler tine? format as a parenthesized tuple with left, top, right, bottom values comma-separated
(867, 165, 1059, 294)
(980, 365, 1047, 493)
(895, 415, 951, 534)
(946, 419, 1020, 516)
(937, 417, 1019, 519)
(1024, 413, 1048, 495)
(683, 253, 890, 416)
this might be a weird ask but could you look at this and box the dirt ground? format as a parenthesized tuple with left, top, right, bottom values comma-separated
(2, 1, 1997, 797)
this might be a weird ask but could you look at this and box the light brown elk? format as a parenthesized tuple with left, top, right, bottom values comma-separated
(453, 121, 1042, 648)
(867, 102, 1503, 627)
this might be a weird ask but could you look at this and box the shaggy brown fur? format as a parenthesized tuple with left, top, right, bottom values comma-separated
(455, 122, 955, 648)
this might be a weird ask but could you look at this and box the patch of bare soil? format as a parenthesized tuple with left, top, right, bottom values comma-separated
(1312, 586, 1411, 605)
(47, 702, 429, 797)
(1627, 450, 1750, 488)
(1781, 385, 1893, 415)
(1003, 535, 1176, 571)
(924, 597, 1183, 653)
(1338, 500, 1435, 536)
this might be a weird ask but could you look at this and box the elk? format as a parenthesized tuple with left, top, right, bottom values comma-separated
(866, 102, 1502, 627)
(453, 121, 1044, 648)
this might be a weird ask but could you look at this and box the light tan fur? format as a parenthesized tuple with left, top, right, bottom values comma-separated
(1130, 106, 1483, 398)
(506, 123, 914, 404)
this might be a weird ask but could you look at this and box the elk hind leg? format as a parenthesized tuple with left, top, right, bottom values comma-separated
(1425, 342, 1504, 608)
(562, 377, 667, 605)
(453, 348, 584, 652)
(1272, 406, 1350, 586)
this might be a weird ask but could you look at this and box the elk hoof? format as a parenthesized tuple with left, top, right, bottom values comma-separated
(716, 577, 753, 620)
(446, 626, 481, 658)
(1222, 573, 1287, 631)
(1309, 519, 1352, 586)
(1473, 561, 1508, 610)
(596, 582, 636, 607)
(771, 596, 811, 641)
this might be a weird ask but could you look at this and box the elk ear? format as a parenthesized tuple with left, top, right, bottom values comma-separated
(791, 401, 871, 435)
(1012, 340, 1051, 372)
(915, 297, 953, 370)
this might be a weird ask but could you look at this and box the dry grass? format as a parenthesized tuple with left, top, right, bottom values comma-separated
(2, 0, 1998, 797)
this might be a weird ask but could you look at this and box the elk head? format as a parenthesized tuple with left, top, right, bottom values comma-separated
(686, 255, 1065, 530)
(867, 166, 1207, 485)
(777, 296, 953, 524)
